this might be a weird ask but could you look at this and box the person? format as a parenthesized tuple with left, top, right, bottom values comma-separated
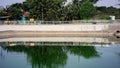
(92, 15, 96, 24)
(4, 18, 10, 24)
(30, 18, 34, 23)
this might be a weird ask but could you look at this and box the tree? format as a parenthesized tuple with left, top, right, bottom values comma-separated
(25, 0, 67, 21)
(2, 0, 106, 20)
(6, 3, 23, 20)
(96, 6, 120, 19)
(64, 0, 98, 20)
(79, 1, 96, 19)
(0, 6, 8, 17)
(62, 4, 80, 20)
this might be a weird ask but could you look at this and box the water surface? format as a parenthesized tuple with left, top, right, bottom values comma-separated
(0, 43, 120, 68)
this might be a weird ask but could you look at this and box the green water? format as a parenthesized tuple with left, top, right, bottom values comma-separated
(0, 44, 120, 68)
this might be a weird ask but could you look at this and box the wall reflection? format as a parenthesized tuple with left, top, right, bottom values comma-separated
(2, 46, 99, 68)
(0, 42, 112, 47)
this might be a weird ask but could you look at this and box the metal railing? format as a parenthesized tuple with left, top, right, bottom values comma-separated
(0, 20, 112, 25)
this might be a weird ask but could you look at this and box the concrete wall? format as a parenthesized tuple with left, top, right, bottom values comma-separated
(0, 37, 109, 43)
(0, 24, 109, 31)
(108, 24, 120, 32)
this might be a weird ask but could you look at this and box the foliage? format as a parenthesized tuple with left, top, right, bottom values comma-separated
(25, 0, 66, 20)
(0, 11, 8, 17)
(96, 6, 120, 19)
(62, 4, 80, 20)
(1, 0, 120, 20)
(79, 1, 96, 19)
(5, 3, 23, 20)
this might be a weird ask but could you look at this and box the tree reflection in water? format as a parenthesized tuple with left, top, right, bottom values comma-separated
(3, 46, 99, 68)
(66, 46, 99, 59)
(26, 46, 67, 68)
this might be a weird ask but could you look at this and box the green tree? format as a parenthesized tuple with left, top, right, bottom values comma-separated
(25, 0, 66, 20)
(63, 4, 80, 20)
(64, 0, 98, 20)
(6, 3, 23, 20)
(96, 6, 120, 19)
(79, 1, 96, 19)
(0, 6, 8, 17)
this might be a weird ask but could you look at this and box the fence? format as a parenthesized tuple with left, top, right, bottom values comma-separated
(0, 20, 112, 25)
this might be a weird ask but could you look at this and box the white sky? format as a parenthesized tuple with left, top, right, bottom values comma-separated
(0, 0, 25, 7)
(94, 0, 120, 8)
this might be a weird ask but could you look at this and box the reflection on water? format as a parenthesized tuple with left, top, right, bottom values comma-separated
(66, 46, 99, 59)
(2, 46, 67, 68)
(0, 44, 120, 68)
(0, 46, 99, 68)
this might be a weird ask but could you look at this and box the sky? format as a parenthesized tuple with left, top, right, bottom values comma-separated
(0, 0, 25, 7)
(0, 0, 120, 8)
(94, 0, 120, 8)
